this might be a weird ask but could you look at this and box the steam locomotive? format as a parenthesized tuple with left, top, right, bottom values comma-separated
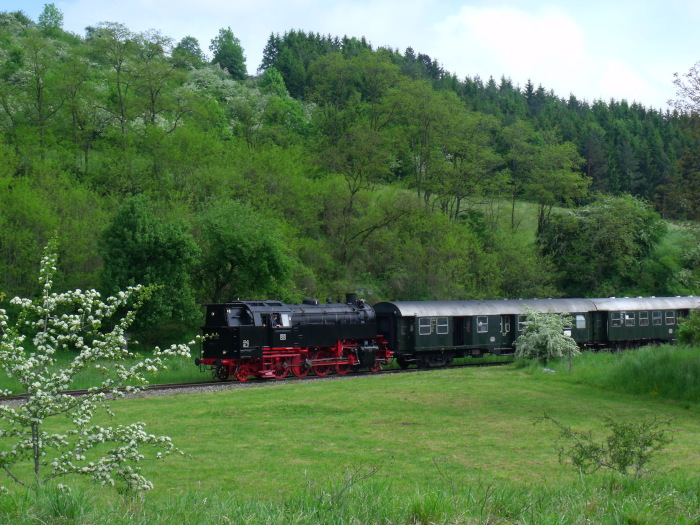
(195, 294, 699, 381)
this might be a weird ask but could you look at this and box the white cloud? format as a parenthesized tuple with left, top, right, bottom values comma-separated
(432, 6, 590, 93)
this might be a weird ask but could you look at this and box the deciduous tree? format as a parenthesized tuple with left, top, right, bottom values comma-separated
(196, 199, 294, 302)
(538, 195, 667, 296)
(99, 196, 200, 336)
(0, 241, 195, 493)
(209, 27, 246, 80)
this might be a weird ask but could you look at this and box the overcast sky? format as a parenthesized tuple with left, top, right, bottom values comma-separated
(11, 0, 700, 110)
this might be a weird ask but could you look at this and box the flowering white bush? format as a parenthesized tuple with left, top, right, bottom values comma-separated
(514, 307, 581, 365)
(0, 240, 196, 493)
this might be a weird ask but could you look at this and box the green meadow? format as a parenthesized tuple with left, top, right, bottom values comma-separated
(1, 347, 699, 523)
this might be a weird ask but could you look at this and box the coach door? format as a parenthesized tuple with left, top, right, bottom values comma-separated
(453, 317, 467, 347)
(499, 314, 515, 349)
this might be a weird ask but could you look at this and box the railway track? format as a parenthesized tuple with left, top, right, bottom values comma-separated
(0, 359, 514, 403)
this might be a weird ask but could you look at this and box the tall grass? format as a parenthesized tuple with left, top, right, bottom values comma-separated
(525, 345, 700, 404)
(2, 474, 698, 524)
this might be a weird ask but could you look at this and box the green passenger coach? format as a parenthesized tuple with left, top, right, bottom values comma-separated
(374, 297, 699, 368)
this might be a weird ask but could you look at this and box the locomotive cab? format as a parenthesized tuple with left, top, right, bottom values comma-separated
(201, 303, 260, 360)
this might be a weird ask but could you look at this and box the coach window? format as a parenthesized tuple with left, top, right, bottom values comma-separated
(665, 311, 676, 325)
(436, 317, 449, 335)
(625, 312, 635, 327)
(652, 311, 662, 325)
(419, 317, 432, 335)
(517, 315, 527, 332)
(477, 316, 488, 333)
(611, 312, 623, 327)
(575, 314, 586, 329)
(639, 311, 649, 326)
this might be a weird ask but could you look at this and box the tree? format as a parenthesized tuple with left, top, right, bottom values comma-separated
(391, 78, 453, 206)
(514, 308, 580, 365)
(670, 60, 700, 114)
(538, 195, 667, 297)
(0, 241, 195, 493)
(37, 3, 63, 35)
(259, 67, 287, 97)
(501, 120, 538, 229)
(196, 199, 294, 302)
(173, 36, 205, 69)
(209, 27, 246, 80)
(581, 121, 609, 191)
(99, 196, 200, 336)
(86, 22, 136, 138)
(526, 137, 588, 235)
(438, 106, 504, 220)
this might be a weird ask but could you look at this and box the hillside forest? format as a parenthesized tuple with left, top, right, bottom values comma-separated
(1, 5, 700, 340)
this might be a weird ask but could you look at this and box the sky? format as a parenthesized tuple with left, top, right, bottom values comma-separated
(9, 0, 700, 110)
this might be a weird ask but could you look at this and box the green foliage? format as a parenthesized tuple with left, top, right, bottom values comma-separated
(540, 413, 673, 478)
(99, 196, 200, 336)
(259, 67, 287, 96)
(37, 3, 63, 35)
(196, 199, 294, 302)
(678, 309, 700, 345)
(172, 35, 204, 69)
(0, 10, 699, 316)
(209, 27, 246, 80)
(538, 195, 667, 296)
(515, 308, 581, 364)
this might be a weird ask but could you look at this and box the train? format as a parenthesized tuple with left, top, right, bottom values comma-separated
(195, 294, 700, 381)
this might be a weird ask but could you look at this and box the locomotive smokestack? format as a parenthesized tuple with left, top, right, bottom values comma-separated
(346, 293, 357, 304)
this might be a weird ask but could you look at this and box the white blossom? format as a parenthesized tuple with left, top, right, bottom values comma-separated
(0, 241, 197, 493)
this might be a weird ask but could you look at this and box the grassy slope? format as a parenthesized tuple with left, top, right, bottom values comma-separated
(106, 363, 699, 500)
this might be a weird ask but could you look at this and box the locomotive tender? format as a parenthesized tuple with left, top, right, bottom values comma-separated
(196, 294, 699, 381)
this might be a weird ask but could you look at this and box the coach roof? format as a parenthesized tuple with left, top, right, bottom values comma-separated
(373, 297, 700, 317)
(373, 298, 597, 317)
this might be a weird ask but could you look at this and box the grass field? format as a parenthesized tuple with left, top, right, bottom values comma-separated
(1, 349, 699, 523)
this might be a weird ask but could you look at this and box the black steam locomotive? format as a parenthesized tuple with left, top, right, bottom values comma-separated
(196, 294, 699, 381)
(196, 294, 389, 381)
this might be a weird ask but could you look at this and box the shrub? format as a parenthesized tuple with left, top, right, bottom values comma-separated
(539, 412, 673, 478)
(678, 309, 700, 345)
